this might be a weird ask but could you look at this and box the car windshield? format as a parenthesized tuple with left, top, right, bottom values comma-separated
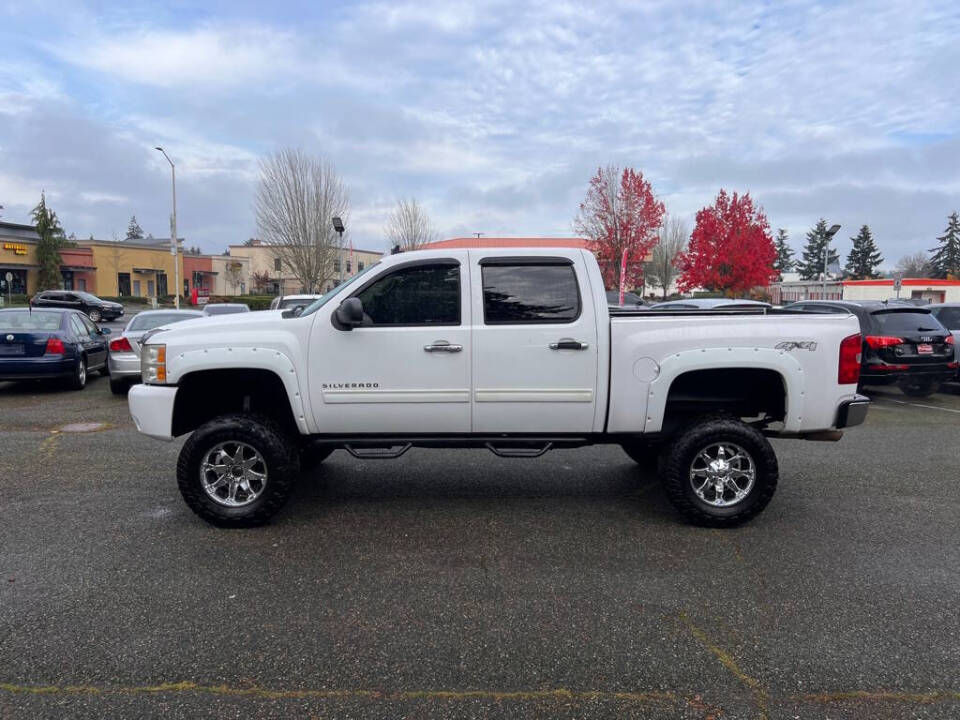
(299, 263, 380, 316)
(870, 310, 945, 333)
(277, 297, 317, 309)
(128, 313, 201, 331)
(932, 307, 960, 330)
(0, 311, 62, 330)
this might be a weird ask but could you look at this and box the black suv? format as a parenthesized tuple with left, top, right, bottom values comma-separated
(786, 300, 956, 397)
(31, 290, 124, 323)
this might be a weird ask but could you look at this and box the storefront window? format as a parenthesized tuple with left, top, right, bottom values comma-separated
(0, 268, 28, 295)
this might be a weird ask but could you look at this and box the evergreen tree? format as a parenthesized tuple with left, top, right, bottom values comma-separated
(796, 218, 841, 280)
(125, 215, 144, 240)
(929, 212, 960, 279)
(31, 192, 69, 290)
(844, 224, 883, 279)
(772, 228, 795, 279)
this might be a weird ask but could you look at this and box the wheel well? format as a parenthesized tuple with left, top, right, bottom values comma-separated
(662, 368, 786, 434)
(172, 369, 298, 437)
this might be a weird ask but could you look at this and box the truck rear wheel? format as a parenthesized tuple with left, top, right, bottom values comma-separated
(177, 414, 300, 527)
(660, 415, 778, 527)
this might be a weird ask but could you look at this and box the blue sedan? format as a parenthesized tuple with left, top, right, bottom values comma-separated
(0, 308, 111, 390)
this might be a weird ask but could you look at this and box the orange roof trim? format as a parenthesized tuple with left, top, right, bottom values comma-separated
(425, 237, 590, 249)
(842, 278, 960, 287)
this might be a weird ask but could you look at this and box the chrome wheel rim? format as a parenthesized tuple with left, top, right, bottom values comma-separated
(200, 441, 268, 507)
(689, 442, 755, 507)
(89, 310, 101, 322)
(77, 359, 86, 385)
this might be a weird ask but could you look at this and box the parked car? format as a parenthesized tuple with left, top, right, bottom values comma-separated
(927, 303, 960, 377)
(786, 300, 956, 397)
(129, 247, 868, 529)
(269, 294, 324, 312)
(0, 308, 110, 389)
(30, 290, 124, 322)
(202, 303, 250, 316)
(107, 309, 204, 394)
(650, 298, 772, 310)
(605, 290, 647, 309)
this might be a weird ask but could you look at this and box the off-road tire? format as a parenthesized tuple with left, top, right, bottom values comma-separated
(899, 379, 939, 398)
(177, 413, 300, 528)
(66, 355, 87, 391)
(109, 377, 129, 395)
(661, 414, 778, 527)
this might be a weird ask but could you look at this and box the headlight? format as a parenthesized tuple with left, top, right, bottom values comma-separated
(142, 344, 167, 384)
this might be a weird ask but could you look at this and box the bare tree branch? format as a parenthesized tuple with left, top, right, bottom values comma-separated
(646, 215, 688, 298)
(385, 197, 438, 251)
(255, 148, 349, 293)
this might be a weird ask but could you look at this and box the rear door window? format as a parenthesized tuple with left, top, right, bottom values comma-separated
(481, 261, 581, 324)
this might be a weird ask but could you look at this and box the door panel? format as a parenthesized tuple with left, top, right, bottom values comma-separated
(469, 250, 599, 433)
(308, 255, 472, 434)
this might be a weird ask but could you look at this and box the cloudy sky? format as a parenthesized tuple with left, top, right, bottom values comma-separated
(1, 0, 958, 265)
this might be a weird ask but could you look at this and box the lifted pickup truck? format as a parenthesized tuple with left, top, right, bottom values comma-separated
(129, 248, 869, 528)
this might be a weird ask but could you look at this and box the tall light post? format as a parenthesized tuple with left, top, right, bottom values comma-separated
(822, 223, 841, 300)
(155, 146, 180, 309)
(332, 216, 345, 285)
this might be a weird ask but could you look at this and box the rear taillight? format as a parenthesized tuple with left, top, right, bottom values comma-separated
(45, 338, 65, 355)
(864, 335, 904, 349)
(946, 335, 955, 346)
(109, 337, 133, 352)
(838, 333, 862, 385)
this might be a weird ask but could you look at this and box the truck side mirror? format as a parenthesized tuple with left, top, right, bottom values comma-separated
(335, 297, 364, 329)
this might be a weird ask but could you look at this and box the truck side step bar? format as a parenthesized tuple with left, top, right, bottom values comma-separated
(343, 443, 413, 459)
(485, 441, 553, 458)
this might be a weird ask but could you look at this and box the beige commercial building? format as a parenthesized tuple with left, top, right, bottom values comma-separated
(228, 240, 383, 295)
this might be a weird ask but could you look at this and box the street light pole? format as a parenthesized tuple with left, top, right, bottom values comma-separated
(332, 216, 345, 285)
(822, 223, 841, 300)
(155, 147, 180, 309)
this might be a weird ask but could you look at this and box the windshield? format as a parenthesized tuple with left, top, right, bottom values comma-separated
(128, 312, 202, 331)
(0, 310, 62, 330)
(931, 307, 960, 331)
(278, 297, 319, 309)
(299, 262, 380, 316)
(871, 310, 945, 333)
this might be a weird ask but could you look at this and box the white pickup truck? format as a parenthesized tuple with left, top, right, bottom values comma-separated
(128, 247, 869, 528)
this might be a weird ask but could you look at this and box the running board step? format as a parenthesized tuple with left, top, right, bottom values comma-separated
(485, 441, 553, 458)
(343, 443, 412, 459)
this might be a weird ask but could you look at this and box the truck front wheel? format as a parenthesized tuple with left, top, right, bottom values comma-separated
(177, 414, 300, 527)
(660, 415, 778, 527)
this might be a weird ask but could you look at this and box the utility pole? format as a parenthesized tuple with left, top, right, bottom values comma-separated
(155, 147, 180, 308)
(822, 224, 841, 300)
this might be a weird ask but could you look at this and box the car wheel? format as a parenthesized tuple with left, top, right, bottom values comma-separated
(177, 414, 300, 527)
(87, 309, 102, 323)
(109, 377, 129, 395)
(67, 355, 87, 391)
(899, 379, 939, 398)
(660, 414, 778, 527)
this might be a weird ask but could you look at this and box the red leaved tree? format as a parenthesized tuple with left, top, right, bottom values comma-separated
(574, 165, 665, 290)
(677, 190, 777, 296)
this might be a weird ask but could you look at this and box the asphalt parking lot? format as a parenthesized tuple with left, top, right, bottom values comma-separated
(1, 378, 959, 719)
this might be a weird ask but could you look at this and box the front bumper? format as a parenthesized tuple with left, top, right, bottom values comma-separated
(128, 383, 178, 440)
(836, 394, 870, 429)
(107, 351, 141, 379)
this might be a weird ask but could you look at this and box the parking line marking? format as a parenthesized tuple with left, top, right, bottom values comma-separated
(874, 399, 960, 414)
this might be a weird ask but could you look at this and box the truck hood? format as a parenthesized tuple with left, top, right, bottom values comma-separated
(144, 310, 289, 343)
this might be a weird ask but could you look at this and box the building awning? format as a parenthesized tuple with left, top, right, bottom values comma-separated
(132, 267, 163, 273)
(0, 263, 38, 270)
(194, 270, 219, 275)
(60, 265, 96, 271)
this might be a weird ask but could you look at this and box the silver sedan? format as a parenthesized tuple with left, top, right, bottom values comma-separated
(107, 309, 203, 394)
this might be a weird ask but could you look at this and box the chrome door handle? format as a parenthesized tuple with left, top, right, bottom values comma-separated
(424, 341, 463, 353)
(549, 338, 589, 350)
